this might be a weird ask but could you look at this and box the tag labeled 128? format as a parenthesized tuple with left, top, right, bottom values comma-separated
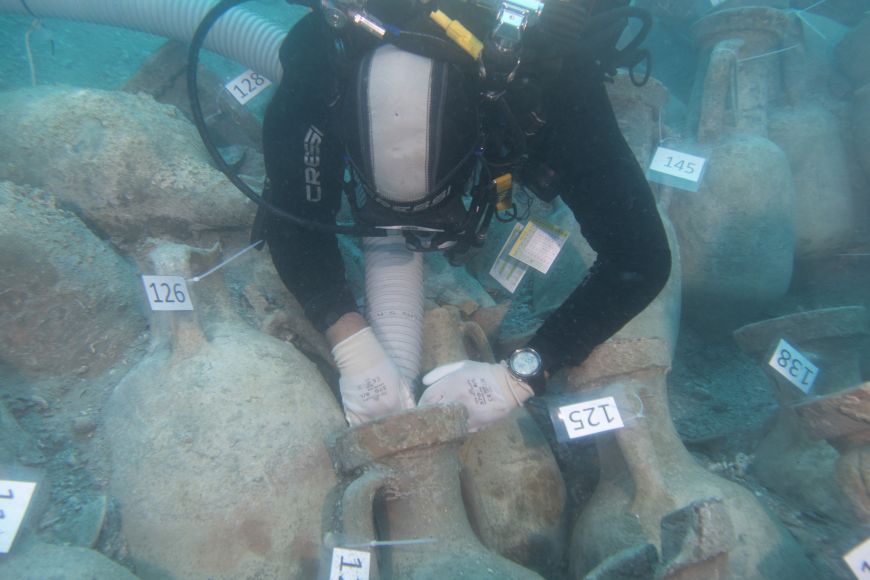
(225, 70, 272, 105)
(141, 276, 193, 311)
(647, 147, 708, 192)
(767, 338, 819, 394)
(556, 396, 624, 441)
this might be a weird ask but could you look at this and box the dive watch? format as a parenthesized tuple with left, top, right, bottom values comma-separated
(508, 347, 545, 394)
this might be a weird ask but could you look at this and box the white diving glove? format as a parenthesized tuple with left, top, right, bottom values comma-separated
(332, 327, 415, 426)
(420, 360, 534, 432)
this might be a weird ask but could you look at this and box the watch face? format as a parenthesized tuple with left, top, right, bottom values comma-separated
(510, 349, 542, 378)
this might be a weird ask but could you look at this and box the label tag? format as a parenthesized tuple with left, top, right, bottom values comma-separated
(0, 480, 37, 554)
(489, 222, 529, 293)
(225, 70, 272, 105)
(508, 218, 569, 274)
(767, 338, 819, 394)
(329, 547, 371, 580)
(141, 275, 194, 311)
(845, 537, 870, 579)
(555, 396, 624, 442)
(647, 146, 708, 192)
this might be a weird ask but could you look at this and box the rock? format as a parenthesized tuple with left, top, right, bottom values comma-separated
(835, 16, 870, 89)
(768, 105, 854, 256)
(50, 493, 108, 549)
(853, 83, 870, 184)
(0, 401, 44, 465)
(0, 537, 138, 579)
(0, 88, 254, 249)
(0, 182, 147, 377)
(658, 498, 734, 579)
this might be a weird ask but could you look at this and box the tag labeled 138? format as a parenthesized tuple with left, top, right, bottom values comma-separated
(767, 338, 819, 394)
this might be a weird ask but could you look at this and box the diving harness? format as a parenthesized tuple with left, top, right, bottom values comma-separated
(187, 0, 652, 259)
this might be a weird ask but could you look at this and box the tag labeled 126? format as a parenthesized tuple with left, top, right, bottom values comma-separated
(647, 147, 708, 192)
(141, 275, 193, 311)
(767, 338, 819, 394)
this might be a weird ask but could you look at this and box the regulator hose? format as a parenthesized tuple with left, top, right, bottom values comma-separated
(187, 0, 380, 236)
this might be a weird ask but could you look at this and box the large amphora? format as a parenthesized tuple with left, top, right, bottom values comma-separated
(669, 7, 796, 327)
(105, 241, 345, 579)
(329, 404, 544, 579)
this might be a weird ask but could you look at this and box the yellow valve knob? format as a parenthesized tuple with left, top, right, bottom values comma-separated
(430, 10, 484, 60)
(494, 174, 513, 211)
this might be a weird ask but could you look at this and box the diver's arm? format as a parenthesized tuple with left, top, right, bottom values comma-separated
(526, 74, 671, 380)
(262, 13, 359, 334)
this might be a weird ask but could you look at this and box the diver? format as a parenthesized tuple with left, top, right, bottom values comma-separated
(255, 0, 672, 430)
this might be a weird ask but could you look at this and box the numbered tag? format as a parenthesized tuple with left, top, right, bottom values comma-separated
(767, 338, 819, 394)
(141, 275, 194, 311)
(329, 547, 371, 580)
(647, 147, 708, 192)
(0, 480, 37, 554)
(555, 396, 624, 442)
(845, 537, 870, 579)
(225, 70, 272, 105)
(508, 218, 569, 274)
(489, 223, 529, 293)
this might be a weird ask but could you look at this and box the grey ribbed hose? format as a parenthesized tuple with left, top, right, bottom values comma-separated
(0, 0, 286, 82)
(364, 236, 424, 388)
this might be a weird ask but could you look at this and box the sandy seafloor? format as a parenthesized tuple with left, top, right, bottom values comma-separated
(1, 2, 869, 578)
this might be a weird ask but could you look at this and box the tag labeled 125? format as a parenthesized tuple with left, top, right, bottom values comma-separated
(556, 396, 624, 441)
(767, 338, 819, 394)
(141, 275, 193, 311)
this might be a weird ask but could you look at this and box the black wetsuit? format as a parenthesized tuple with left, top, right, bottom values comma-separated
(260, 4, 671, 385)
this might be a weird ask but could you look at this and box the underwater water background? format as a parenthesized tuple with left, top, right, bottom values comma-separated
(0, 0, 869, 578)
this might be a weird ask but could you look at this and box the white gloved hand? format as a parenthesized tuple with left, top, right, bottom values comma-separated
(420, 360, 534, 432)
(332, 327, 415, 426)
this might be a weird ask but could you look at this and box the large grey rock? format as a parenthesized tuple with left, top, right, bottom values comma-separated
(853, 83, 870, 184)
(0, 88, 254, 248)
(836, 16, 870, 89)
(0, 182, 146, 377)
(769, 105, 854, 256)
(0, 538, 138, 579)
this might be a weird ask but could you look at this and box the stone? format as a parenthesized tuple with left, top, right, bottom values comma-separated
(0, 88, 254, 249)
(835, 16, 870, 89)
(853, 83, 870, 184)
(658, 498, 734, 579)
(0, 182, 147, 378)
(768, 105, 854, 256)
(0, 538, 138, 580)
